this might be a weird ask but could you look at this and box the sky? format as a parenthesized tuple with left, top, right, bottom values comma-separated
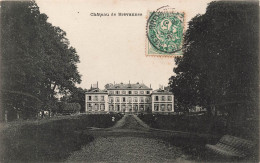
(36, 0, 212, 90)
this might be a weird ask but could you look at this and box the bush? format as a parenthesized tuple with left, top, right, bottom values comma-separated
(57, 102, 81, 114)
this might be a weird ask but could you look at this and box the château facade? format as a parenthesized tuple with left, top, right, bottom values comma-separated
(85, 82, 174, 114)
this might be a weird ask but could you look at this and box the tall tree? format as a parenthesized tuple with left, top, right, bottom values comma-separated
(169, 1, 259, 129)
(1, 1, 81, 120)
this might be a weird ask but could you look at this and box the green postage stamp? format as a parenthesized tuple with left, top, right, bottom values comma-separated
(146, 6, 184, 57)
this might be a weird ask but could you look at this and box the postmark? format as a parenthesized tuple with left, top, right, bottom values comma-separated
(146, 6, 184, 57)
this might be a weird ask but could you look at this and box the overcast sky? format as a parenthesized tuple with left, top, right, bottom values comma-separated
(36, 0, 212, 90)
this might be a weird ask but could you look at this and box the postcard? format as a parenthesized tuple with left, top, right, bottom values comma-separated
(0, 0, 259, 162)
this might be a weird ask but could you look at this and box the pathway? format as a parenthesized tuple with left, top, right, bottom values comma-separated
(67, 137, 190, 162)
(66, 115, 195, 162)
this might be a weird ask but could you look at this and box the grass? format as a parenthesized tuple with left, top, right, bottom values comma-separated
(138, 113, 259, 162)
(0, 113, 123, 162)
(138, 114, 227, 135)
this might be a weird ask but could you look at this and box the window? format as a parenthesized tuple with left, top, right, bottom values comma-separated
(134, 105, 138, 111)
(160, 104, 165, 111)
(122, 91, 126, 94)
(94, 104, 99, 111)
(155, 96, 159, 101)
(128, 91, 132, 94)
(146, 91, 150, 94)
(94, 96, 98, 101)
(168, 96, 172, 101)
(109, 97, 114, 103)
(122, 97, 126, 102)
(109, 91, 114, 95)
(145, 97, 149, 102)
(109, 105, 114, 111)
(139, 105, 144, 111)
(128, 97, 132, 103)
(100, 104, 105, 111)
(140, 91, 144, 94)
(154, 104, 159, 111)
(134, 91, 138, 94)
(101, 96, 104, 101)
(116, 105, 120, 111)
(140, 97, 144, 102)
(116, 97, 120, 102)
(122, 105, 126, 112)
(88, 96, 92, 101)
(134, 97, 138, 102)
(145, 105, 149, 112)
(128, 105, 132, 112)
(116, 91, 120, 94)
(88, 103, 92, 111)
(167, 104, 172, 111)
(161, 96, 165, 101)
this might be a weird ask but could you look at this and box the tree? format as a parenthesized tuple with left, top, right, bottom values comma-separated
(1, 1, 81, 120)
(104, 83, 113, 89)
(64, 87, 86, 113)
(169, 1, 259, 131)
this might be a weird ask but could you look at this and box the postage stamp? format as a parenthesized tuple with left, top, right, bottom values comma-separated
(146, 6, 184, 57)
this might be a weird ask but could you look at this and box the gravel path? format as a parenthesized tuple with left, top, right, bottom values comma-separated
(110, 114, 150, 130)
(66, 115, 194, 162)
(67, 137, 191, 162)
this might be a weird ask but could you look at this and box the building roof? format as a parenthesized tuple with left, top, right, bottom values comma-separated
(85, 88, 108, 94)
(107, 83, 152, 90)
(152, 89, 173, 95)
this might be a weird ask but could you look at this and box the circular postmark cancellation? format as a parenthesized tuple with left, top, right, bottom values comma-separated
(147, 6, 184, 55)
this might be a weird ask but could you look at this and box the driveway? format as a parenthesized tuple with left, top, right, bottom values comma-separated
(66, 137, 191, 162)
(66, 115, 194, 162)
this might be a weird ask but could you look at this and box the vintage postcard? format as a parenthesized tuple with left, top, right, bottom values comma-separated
(0, 0, 259, 162)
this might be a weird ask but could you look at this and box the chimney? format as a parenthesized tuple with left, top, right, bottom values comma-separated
(91, 84, 92, 89)
(129, 80, 130, 84)
(150, 84, 151, 88)
(114, 81, 115, 85)
(97, 81, 98, 88)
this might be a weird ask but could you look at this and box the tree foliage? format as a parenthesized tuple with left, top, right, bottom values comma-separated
(60, 87, 86, 112)
(1, 1, 81, 119)
(60, 102, 81, 114)
(169, 1, 259, 121)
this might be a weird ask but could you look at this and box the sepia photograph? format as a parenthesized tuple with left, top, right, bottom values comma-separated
(0, 0, 259, 162)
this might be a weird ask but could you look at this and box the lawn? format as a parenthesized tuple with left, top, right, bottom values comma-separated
(0, 113, 123, 162)
(138, 113, 227, 136)
(138, 113, 259, 162)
